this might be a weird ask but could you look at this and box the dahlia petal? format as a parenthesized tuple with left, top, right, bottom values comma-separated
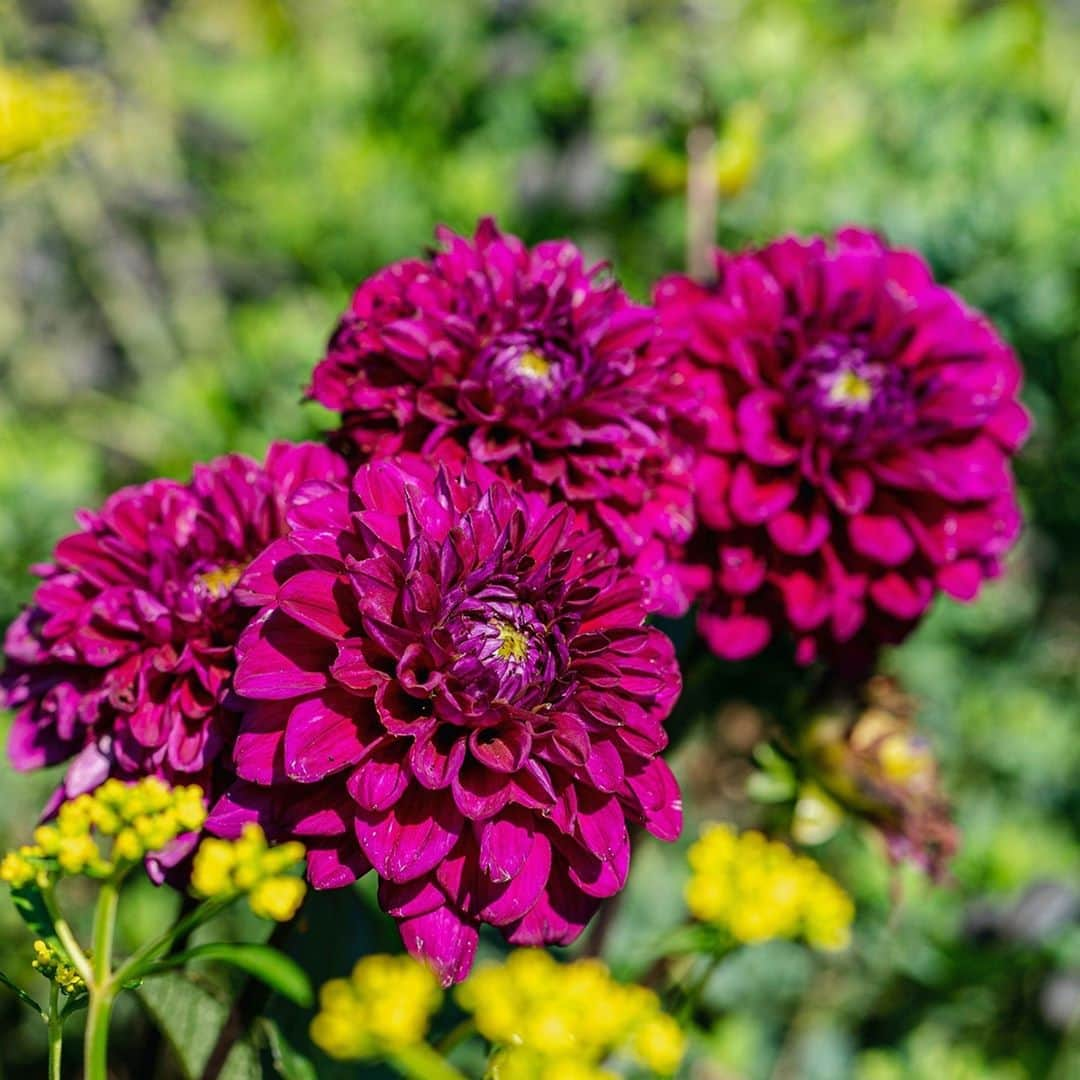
(624, 757, 682, 842)
(379, 875, 446, 919)
(277, 570, 352, 640)
(206, 782, 273, 838)
(986, 399, 1031, 452)
(869, 572, 933, 620)
(346, 744, 409, 812)
(737, 391, 799, 466)
(353, 787, 464, 882)
(504, 882, 600, 948)
(397, 904, 479, 987)
(730, 463, 798, 525)
(284, 691, 375, 782)
(234, 611, 333, 699)
(936, 560, 983, 601)
(233, 700, 291, 784)
(409, 726, 467, 789)
(822, 466, 874, 515)
(480, 829, 552, 926)
(307, 844, 373, 889)
(478, 812, 532, 883)
(8, 706, 79, 770)
(767, 505, 831, 556)
(849, 514, 916, 567)
(451, 761, 514, 819)
(698, 609, 772, 660)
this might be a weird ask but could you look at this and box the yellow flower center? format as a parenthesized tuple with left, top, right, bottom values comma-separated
(494, 621, 529, 662)
(198, 564, 244, 599)
(516, 349, 551, 380)
(828, 370, 873, 405)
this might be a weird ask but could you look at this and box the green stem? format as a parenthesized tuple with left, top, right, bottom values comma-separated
(84, 879, 120, 1080)
(41, 887, 93, 988)
(433, 1018, 476, 1056)
(47, 983, 63, 1080)
(113, 897, 230, 987)
(389, 1043, 469, 1080)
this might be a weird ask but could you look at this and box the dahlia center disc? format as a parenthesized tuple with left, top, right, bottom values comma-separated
(473, 334, 578, 420)
(786, 338, 913, 452)
(447, 599, 555, 707)
(195, 563, 244, 600)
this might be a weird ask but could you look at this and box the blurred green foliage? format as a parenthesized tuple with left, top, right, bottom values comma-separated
(1, 0, 1078, 1076)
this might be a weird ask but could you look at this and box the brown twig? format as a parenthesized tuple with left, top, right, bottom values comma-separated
(686, 125, 718, 282)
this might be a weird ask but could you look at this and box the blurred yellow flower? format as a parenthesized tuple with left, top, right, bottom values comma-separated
(310, 954, 442, 1061)
(686, 823, 854, 951)
(191, 823, 305, 921)
(457, 949, 685, 1077)
(0, 66, 96, 168)
(2, 778, 207, 885)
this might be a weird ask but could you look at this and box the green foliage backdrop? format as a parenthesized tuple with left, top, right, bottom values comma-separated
(1, 1, 1077, 1076)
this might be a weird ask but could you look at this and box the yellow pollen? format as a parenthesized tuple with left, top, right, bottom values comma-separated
(829, 370, 873, 405)
(198, 564, 244, 599)
(494, 621, 529, 662)
(516, 349, 551, 380)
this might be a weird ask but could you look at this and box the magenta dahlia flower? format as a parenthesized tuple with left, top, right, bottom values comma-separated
(1, 442, 348, 804)
(658, 230, 1029, 665)
(308, 217, 697, 615)
(208, 455, 682, 983)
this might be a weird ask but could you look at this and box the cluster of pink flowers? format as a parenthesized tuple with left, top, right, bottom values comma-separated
(1, 219, 1028, 982)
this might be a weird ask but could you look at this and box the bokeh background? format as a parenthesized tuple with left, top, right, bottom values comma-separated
(1, 0, 1078, 1077)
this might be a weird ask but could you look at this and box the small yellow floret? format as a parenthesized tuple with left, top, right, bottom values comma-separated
(685, 823, 854, 951)
(457, 949, 684, 1075)
(31, 939, 86, 995)
(249, 876, 306, 922)
(190, 825, 306, 920)
(310, 955, 442, 1061)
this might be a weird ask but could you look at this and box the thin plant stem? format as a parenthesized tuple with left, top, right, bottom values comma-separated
(83, 879, 120, 1080)
(113, 896, 229, 987)
(41, 887, 93, 988)
(47, 983, 63, 1080)
(389, 1043, 469, 1080)
(433, 1018, 476, 1056)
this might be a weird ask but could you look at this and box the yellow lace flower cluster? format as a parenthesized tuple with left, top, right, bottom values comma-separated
(0, 778, 206, 887)
(310, 954, 443, 1061)
(190, 823, 306, 922)
(458, 950, 685, 1078)
(0, 65, 96, 166)
(686, 824, 854, 951)
(32, 939, 86, 995)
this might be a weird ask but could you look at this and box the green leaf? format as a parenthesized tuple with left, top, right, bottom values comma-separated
(259, 1018, 319, 1080)
(10, 883, 60, 948)
(145, 942, 313, 1008)
(138, 972, 262, 1080)
(0, 968, 47, 1021)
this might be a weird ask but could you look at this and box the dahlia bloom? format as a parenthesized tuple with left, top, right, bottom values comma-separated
(1, 442, 348, 805)
(209, 456, 682, 983)
(658, 230, 1029, 664)
(308, 217, 697, 615)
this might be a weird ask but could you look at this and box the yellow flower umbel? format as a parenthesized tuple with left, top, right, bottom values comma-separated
(191, 823, 306, 922)
(457, 950, 685, 1078)
(0, 66, 96, 168)
(32, 939, 86, 996)
(311, 954, 443, 1061)
(686, 824, 854, 951)
(1, 778, 207, 888)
